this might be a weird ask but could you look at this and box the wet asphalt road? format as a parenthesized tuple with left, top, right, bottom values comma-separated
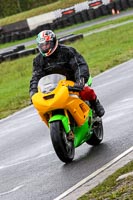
(0, 59, 133, 200)
(0, 9, 133, 199)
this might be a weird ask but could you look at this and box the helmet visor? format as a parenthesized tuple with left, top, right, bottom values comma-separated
(38, 41, 51, 54)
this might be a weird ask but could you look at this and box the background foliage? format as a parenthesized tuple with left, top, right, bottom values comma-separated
(0, 0, 87, 25)
(0, 0, 58, 18)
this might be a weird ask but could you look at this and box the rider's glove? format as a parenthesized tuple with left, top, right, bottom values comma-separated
(74, 77, 85, 91)
(30, 89, 37, 104)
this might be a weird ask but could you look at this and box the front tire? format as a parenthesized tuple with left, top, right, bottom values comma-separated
(50, 121, 75, 163)
(86, 118, 103, 146)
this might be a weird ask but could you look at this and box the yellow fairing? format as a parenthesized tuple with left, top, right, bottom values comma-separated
(32, 79, 90, 126)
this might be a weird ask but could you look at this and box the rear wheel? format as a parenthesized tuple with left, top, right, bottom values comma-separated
(50, 121, 75, 163)
(86, 118, 103, 146)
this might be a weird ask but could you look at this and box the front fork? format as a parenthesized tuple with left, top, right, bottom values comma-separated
(49, 111, 74, 140)
(49, 109, 93, 148)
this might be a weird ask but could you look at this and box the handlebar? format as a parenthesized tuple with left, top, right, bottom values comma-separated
(68, 86, 81, 92)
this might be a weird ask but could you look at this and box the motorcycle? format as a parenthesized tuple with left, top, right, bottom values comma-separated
(32, 74, 104, 163)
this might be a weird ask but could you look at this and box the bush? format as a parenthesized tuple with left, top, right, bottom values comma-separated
(0, 0, 58, 18)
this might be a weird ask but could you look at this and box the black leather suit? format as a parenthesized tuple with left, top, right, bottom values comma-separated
(29, 43, 90, 97)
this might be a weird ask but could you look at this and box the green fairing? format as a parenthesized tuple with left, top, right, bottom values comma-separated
(49, 109, 93, 148)
(49, 114, 70, 133)
(87, 75, 92, 86)
(73, 109, 93, 147)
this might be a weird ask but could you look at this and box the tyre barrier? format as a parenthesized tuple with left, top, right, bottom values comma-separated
(100, 5, 109, 16)
(71, 12, 84, 24)
(94, 7, 102, 18)
(128, 0, 133, 7)
(0, 34, 83, 63)
(87, 8, 95, 20)
(120, 0, 129, 10)
(1, 48, 38, 63)
(80, 10, 90, 22)
(1, 20, 29, 36)
(59, 34, 83, 44)
(0, 1, 132, 45)
(106, 2, 115, 14)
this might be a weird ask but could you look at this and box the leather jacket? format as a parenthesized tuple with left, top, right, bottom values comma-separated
(29, 43, 90, 97)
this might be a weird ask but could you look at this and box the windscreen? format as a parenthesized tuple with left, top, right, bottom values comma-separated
(38, 74, 66, 93)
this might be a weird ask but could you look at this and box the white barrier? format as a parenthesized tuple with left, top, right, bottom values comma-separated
(27, 11, 56, 30)
(27, 1, 110, 31)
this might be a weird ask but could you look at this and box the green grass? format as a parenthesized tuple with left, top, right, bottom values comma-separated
(0, 18, 133, 119)
(72, 21, 133, 76)
(78, 161, 133, 200)
(73, 14, 133, 35)
(0, 56, 32, 118)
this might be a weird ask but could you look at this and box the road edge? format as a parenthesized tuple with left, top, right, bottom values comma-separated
(54, 146, 133, 200)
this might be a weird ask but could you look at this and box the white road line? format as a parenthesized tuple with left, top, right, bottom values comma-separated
(0, 185, 24, 196)
(54, 146, 133, 200)
(0, 105, 34, 122)
(84, 20, 133, 37)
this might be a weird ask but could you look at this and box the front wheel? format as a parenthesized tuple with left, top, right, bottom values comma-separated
(50, 121, 75, 163)
(86, 118, 103, 146)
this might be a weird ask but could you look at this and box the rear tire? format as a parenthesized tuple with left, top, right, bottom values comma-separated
(50, 121, 75, 163)
(86, 118, 103, 146)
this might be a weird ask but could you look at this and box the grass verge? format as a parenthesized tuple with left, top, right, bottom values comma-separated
(78, 160, 133, 200)
(0, 17, 133, 119)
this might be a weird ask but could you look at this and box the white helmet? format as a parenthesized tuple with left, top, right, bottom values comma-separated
(36, 30, 58, 57)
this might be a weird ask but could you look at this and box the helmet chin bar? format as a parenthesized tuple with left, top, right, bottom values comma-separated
(41, 40, 58, 57)
(48, 40, 58, 56)
(46, 49, 52, 56)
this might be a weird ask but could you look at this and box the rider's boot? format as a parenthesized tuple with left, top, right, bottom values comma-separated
(90, 97, 105, 117)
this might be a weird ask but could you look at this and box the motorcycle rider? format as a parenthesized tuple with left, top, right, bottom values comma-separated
(29, 30, 105, 117)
